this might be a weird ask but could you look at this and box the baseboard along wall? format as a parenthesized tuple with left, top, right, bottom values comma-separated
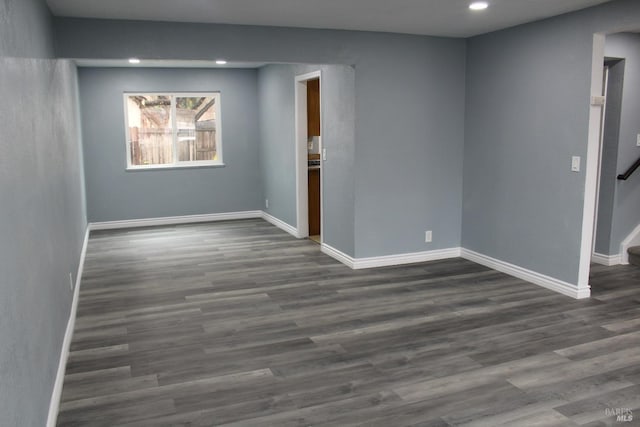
(460, 249, 590, 299)
(591, 252, 622, 266)
(47, 225, 90, 427)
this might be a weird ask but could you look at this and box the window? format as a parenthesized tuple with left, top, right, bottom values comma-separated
(124, 93, 223, 169)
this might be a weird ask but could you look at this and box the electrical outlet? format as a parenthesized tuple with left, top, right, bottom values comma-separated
(425, 230, 432, 243)
(265, 199, 269, 209)
(69, 273, 74, 291)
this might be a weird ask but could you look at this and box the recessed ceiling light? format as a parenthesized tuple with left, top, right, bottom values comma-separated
(469, 2, 489, 10)
(215, 60, 227, 65)
(128, 58, 141, 64)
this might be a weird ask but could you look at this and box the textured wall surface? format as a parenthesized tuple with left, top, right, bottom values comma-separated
(78, 67, 261, 222)
(463, 0, 640, 284)
(315, 65, 356, 256)
(257, 65, 297, 227)
(353, 35, 465, 257)
(0, 0, 86, 425)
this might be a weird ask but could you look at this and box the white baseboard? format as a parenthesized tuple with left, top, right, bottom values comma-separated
(321, 243, 355, 268)
(352, 247, 461, 269)
(321, 244, 461, 270)
(47, 225, 90, 427)
(461, 248, 590, 299)
(261, 212, 299, 238)
(591, 252, 622, 266)
(620, 223, 640, 265)
(89, 211, 263, 231)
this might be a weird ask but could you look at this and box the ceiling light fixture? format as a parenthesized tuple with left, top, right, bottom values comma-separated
(469, 2, 489, 11)
(215, 60, 227, 65)
(128, 58, 141, 64)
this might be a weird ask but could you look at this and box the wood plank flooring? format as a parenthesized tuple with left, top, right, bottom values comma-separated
(57, 219, 640, 426)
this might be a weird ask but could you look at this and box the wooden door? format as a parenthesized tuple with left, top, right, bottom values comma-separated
(308, 169, 321, 236)
(307, 79, 320, 138)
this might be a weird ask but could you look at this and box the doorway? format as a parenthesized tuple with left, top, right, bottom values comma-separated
(592, 58, 625, 264)
(576, 33, 606, 295)
(591, 63, 610, 257)
(581, 32, 640, 291)
(294, 71, 323, 243)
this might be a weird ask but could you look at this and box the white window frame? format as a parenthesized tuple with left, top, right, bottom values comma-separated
(123, 92, 224, 170)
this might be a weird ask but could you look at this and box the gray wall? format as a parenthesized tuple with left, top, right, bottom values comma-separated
(56, 18, 466, 259)
(78, 67, 262, 222)
(353, 36, 465, 257)
(603, 33, 640, 255)
(463, 0, 640, 284)
(317, 65, 356, 256)
(258, 64, 356, 255)
(257, 65, 297, 227)
(0, 0, 86, 425)
(594, 57, 624, 255)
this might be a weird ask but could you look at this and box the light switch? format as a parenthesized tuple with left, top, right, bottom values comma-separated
(636, 134, 640, 146)
(322, 148, 327, 161)
(571, 156, 581, 172)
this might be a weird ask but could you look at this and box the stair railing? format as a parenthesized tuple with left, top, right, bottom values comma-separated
(617, 156, 640, 181)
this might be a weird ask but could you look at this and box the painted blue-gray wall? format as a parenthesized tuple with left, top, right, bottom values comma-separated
(594, 57, 624, 255)
(257, 65, 297, 227)
(78, 67, 261, 222)
(317, 64, 356, 256)
(604, 33, 640, 255)
(258, 64, 356, 255)
(353, 35, 465, 257)
(0, 0, 86, 425)
(463, 0, 640, 284)
(55, 18, 465, 259)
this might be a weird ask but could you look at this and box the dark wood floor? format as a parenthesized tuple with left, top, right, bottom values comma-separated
(57, 219, 640, 426)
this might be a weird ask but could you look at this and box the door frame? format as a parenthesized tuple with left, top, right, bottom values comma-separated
(591, 64, 610, 255)
(294, 70, 323, 240)
(578, 33, 606, 295)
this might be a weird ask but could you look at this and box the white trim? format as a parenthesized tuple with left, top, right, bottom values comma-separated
(591, 64, 609, 254)
(123, 92, 223, 170)
(352, 248, 461, 269)
(591, 252, 622, 266)
(620, 223, 640, 264)
(261, 212, 299, 238)
(125, 161, 225, 171)
(578, 33, 606, 289)
(89, 211, 262, 230)
(320, 244, 461, 270)
(47, 225, 90, 427)
(321, 243, 355, 268)
(461, 248, 590, 299)
(318, 79, 324, 246)
(294, 70, 322, 240)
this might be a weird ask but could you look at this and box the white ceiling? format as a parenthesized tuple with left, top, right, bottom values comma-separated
(47, 0, 615, 38)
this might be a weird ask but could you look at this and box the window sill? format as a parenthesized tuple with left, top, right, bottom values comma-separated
(126, 163, 226, 172)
